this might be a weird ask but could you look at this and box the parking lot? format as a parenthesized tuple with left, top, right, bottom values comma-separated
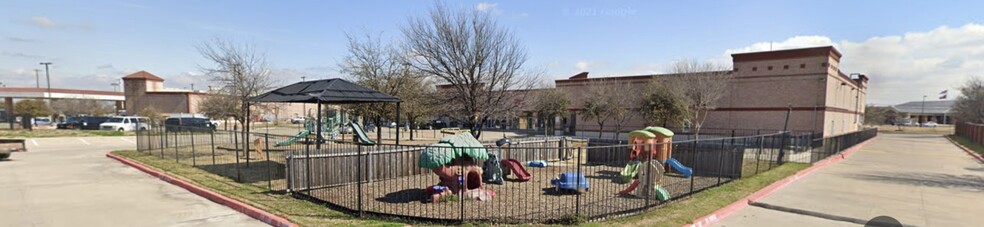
(0, 136, 265, 227)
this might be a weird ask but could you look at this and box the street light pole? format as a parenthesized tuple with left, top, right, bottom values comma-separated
(39, 62, 52, 100)
(111, 82, 120, 92)
(34, 69, 41, 88)
(920, 95, 926, 124)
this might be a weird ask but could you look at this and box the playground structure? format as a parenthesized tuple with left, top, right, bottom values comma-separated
(276, 108, 348, 147)
(419, 134, 496, 202)
(618, 127, 689, 201)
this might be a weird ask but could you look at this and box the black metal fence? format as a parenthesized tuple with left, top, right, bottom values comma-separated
(135, 125, 877, 224)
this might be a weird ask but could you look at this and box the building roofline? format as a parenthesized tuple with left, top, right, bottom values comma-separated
(0, 87, 123, 96)
(731, 46, 842, 62)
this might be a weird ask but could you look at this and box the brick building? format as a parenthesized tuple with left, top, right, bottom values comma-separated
(122, 71, 308, 121)
(519, 46, 867, 137)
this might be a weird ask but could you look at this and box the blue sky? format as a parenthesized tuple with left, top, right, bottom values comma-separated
(3, 0, 984, 105)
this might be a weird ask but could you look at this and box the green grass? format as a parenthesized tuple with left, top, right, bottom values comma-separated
(0, 129, 135, 138)
(112, 150, 408, 227)
(114, 148, 810, 227)
(874, 125, 954, 135)
(950, 135, 984, 156)
(599, 163, 810, 227)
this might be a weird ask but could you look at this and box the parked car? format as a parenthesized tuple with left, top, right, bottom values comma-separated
(59, 116, 112, 130)
(290, 117, 305, 124)
(920, 121, 939, 127)
(164, 117, 216, 132)
(100, 116, 151, 131)
(34, 117, 52, 126)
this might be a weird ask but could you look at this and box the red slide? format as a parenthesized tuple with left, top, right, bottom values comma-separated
(502, 159, 532, 182)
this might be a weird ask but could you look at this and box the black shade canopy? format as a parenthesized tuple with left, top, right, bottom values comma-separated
(247, 78, 400, 104)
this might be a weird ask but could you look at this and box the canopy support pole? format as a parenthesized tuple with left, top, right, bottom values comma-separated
(396, 102, 401, 146)
(316, 100, 323, 151)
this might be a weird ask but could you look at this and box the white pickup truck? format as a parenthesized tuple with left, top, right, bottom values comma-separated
(100, 116, 151, 131)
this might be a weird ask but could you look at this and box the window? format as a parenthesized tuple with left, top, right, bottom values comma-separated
(821, 62, 828, 67)
(783, 65, 789, 69)
(752, 67, 757, 71)
(734, 67, 739, 71)
(767, 66, 773, 70)
(800, 64, 806, 68)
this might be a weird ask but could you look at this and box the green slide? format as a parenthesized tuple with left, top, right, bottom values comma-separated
(619, 160, 641, 183)
(276, 130, 311, 147)
(654, 185, 671, 201)
(349, 122, 376, 145)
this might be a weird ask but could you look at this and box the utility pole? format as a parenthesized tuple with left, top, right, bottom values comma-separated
(40, 62, 52, 100)
(34, 69, 41, 88)
(191, 83, 195, 91)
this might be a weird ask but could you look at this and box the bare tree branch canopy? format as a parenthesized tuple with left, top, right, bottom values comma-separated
(531, 87, 570, 136)
(667, 59, 733, 137)
(953, 76, 984, 124)
(50, 100, 113, 116)
(580, 81, 615, 138)
(606, 81, 638, 139)
(402, 4, 537, 138)
(197, 38, 275, 126)
(641, 79, 689, 128)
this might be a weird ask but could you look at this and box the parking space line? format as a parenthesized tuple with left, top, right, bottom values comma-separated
(31, 139, 38, 147)
(120, 137, 136, 144)
(77, 138, 90, 145)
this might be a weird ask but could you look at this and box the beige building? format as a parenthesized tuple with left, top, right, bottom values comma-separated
(122, 71, 309, 121)
(529, 46, 867, 137)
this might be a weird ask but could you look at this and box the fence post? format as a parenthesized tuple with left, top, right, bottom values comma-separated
(689, 140, 698, 194)
(234, 130, 242, 182)
(305, 137, 311, 192)
(159, 126, 165, 159)
(265, 133, 272, 191)
(210, 130, 216, 165)
(174, 129, 179, 163)
(576, 146, 582, 216)
(356, 143, 364, 217)
(717, 138, 725, 185)
(191, 129, 197, 167)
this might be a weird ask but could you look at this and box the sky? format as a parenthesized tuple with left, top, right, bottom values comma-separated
(2, 0, 984, 106)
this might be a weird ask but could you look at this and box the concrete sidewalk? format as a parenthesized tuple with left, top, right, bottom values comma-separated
(715, 133, 984, 227)
(0, 136, 266, 227)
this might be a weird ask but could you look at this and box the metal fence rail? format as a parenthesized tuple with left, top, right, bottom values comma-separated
(135, 125, 877, 224)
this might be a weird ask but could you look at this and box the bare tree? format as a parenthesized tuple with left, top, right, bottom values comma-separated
(198, 93, 242, 130)
(607, 81, 638, 139)
(641, 79, 689, 127)
(197, 38, 275, 129)
(531, 88, 570, 136)
(340, 32, 425, 141)
(50, 100, 113, 116)
(580, 81, 617, 138)
(403, 4, 537, 138)
(666, 59, 733, 137)
(953, 76, 984, 124)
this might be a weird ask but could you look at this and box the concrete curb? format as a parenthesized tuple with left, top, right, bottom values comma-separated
(687, 138, 876, 227)
(106, 153, 296, 227)
(944, 135, 984, 164)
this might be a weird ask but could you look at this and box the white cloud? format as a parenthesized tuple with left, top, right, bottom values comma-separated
(575, 60, 590, 72)
(30, 16, 56, 28)
(476, 2, 498, 12)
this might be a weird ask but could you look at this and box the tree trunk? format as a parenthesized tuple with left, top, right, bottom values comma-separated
(597, 123, 604, 138)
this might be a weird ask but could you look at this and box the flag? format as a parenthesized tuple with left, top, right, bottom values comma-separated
(940, 94, 947, 99)
(939, 90, 948, 99)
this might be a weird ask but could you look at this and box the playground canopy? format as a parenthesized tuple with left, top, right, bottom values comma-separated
(244, 78, 403, 153)
(248, 78, 400, 104)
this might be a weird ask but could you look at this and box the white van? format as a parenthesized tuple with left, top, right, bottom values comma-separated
(100, 116, 151, 131)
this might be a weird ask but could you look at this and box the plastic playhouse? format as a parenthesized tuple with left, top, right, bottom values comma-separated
(618, 126, 689, 201)
(418, 134, 497, 202)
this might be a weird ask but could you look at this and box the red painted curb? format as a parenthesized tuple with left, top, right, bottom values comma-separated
(106, 153, 296, 227)
(944, 136, 984, 164)
(687, 138, 876, 227)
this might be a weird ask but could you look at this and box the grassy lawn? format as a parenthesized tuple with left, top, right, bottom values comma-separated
(0, 129, 134, 138)
(112, 150, 407, 227)
(599, 163, 810, 227)
(114, 148, 809, 227)
(950, 135, 984, 156)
